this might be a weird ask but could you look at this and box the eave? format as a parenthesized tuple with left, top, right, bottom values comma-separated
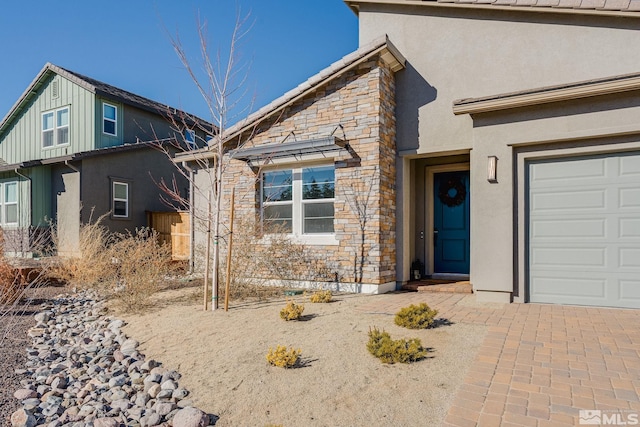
(452, 71, 640, 115)
(344, 0, 640, 18)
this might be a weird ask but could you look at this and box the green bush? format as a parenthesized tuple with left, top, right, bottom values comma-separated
(394, 303, 438, 329)
(266, 345, 301, 368)
(366, 327, 428, 364)
(279, 300, 304, 321)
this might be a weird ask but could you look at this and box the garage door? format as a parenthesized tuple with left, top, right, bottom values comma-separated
(528, 152, 640, 309)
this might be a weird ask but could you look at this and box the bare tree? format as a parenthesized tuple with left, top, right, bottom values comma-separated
(154, 9, 258, 311)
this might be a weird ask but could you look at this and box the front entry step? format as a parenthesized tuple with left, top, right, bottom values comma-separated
(402, 280, 473, 294)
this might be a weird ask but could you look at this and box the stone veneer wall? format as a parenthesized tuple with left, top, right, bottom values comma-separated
(209, 55, 398, 292)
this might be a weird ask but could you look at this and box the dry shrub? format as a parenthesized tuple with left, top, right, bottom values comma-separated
(218, 214, 334, 302)
(52, 217, 171, 312)
(50, 217, 113, 290)
(0, 228, 21, 306)
(279, 300, 304, 321)
(394, 303, 439, 329)
(107, 228, 172, 312)
(266, 345, 301, 368)
(366, 327, 429, 364)
(309, 289, 332, 303)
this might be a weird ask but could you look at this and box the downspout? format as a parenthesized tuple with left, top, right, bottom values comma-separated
(181, 161, 195, 274)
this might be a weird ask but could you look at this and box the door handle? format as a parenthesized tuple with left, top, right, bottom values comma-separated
(434, 229, 438, 246)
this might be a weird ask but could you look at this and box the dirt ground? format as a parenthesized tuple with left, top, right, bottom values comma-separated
(120, 288, 486, 427)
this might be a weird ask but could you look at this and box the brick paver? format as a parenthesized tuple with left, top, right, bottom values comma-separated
(355, 292, 640, 426)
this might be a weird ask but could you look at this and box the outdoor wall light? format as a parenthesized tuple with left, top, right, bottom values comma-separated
(487, 155, 498, 183)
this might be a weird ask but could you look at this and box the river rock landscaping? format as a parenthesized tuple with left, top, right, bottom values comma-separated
(9, 291, 214, 427)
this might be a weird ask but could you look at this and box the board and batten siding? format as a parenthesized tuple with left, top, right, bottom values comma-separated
(95, 97, 123, 149)
(0, 73, 95, 165)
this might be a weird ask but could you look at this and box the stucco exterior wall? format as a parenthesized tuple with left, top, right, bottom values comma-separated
(469, 90, 640, 300)
(194, 55, 399, 292)
(355, 3, 640, 298)
(357, 5, 640, 154)
(80, 147, 188, 236)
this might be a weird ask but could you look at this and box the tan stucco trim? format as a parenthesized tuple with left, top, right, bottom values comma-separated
(344, 0, 640, 18)
(453, 72, 640, 115)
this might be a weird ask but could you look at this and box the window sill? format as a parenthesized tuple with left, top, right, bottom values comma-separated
(42, 143, 70, 150)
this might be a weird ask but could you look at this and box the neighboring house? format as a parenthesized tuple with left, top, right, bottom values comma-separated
(183, 1, 640, 309)
(0, 63, 211, 257)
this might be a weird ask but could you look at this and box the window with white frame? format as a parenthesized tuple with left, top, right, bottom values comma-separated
(262, 165, 335, 235)
(103, 103, 117, 136)
(42, 107, 69, 148)
(112, 181, 129, 218)
(1, 182, 18, 226)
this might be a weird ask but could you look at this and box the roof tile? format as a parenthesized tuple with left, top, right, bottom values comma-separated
(628, 0, 640, 10)
(599, 0, 631, 9)
(576, 0, 607, 8)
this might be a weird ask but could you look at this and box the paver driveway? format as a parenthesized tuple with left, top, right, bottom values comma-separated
(355, 292, 640, 426)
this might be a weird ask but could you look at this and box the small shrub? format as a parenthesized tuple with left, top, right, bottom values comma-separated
(280, 300, 304, 321)
(366, 327, 428, 364)
(309, 290, 332, 303)
(266, 345, 301, 368)
(394, 303, 439, 329)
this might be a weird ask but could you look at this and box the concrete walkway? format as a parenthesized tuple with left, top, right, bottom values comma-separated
(355, 292, 640, 426)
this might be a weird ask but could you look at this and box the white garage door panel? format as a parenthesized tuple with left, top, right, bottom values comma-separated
(532, 219, 605, 238)
(529, 152, 640, 309)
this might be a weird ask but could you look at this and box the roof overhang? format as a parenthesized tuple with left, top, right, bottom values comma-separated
(344, 0, 640, 18)
(453, 71, 640, 115)
(221, 35, 405, 144)
(228, 136, 348, 168)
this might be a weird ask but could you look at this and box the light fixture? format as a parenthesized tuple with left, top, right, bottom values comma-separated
(487, 155, 498, 183)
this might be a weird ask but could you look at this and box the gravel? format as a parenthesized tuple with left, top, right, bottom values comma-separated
(1, 285, 64, 427)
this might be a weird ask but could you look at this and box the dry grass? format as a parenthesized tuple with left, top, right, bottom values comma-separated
(51, 219, 173, 313)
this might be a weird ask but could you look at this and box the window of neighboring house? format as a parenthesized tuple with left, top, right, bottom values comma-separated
(103, 103, 117, 136)
(261, 165, 335, 235)
(0, 182, 18, 226)
(42, 107, 69, 148)
(112, 181, 129, 218)
(185, 129, 196, 149)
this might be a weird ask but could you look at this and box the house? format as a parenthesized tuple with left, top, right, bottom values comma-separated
(0, 63, 211, 257)
(183, 1, 640, 309)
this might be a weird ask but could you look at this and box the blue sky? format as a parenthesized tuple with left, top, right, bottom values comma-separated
(0, 1, 358, 125)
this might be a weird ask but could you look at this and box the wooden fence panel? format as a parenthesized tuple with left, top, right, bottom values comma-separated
(147, 211, 190, 261)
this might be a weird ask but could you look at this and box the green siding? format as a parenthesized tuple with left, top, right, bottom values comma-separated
(95, 97, 124, 148)
(27, 166, 52, 227)
(0, 72, 95, 165)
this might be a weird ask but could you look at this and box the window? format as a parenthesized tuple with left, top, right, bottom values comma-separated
(262, 165, 335, 235)
(103, 103, 117, 136)
(185, 129, 196, 149)
(1, 182, 18, 226)
(112, 181, 129, 218)
(42, 107, 69, 147)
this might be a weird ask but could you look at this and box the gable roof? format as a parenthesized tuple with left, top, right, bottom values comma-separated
(0, 63, 212, 136)
(224, 35, 405, 143)
(175, 36, 405, 163)
(345, 0, 640, 17)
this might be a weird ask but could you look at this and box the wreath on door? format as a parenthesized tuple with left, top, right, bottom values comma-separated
(438, 177, 466, 207)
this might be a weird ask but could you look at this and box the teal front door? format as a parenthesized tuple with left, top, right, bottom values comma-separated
(433, 171, 470, 274)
